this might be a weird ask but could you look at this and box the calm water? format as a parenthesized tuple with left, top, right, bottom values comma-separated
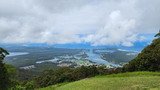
(86, 49, 120, 67)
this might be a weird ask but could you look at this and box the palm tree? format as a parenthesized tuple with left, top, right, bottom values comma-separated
(154, 30, 160, 37)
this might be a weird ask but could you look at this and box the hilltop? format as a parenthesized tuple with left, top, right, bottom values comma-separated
(40, 72, 160, 90)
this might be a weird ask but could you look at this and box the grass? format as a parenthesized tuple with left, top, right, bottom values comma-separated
(40, 72, 160, 90)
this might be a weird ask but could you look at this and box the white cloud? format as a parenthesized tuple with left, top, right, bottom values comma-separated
(83, 10, 138, 46)
(0, 0, 160, 46)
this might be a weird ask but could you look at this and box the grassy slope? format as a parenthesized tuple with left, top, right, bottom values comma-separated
(40, 72, 160, 90)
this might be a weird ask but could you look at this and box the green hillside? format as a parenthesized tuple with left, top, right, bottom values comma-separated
(124, 37, 160, 71)
(40, 72, 160, 90)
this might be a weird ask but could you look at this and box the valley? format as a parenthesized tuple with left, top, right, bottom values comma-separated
(4, 45, 138, 72)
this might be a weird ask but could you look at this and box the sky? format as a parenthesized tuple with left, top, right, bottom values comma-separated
(0, 0, 160, 47)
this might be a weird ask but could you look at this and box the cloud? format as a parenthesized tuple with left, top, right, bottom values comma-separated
(84, 10, 137, 46)
(0, 0, 160, 46)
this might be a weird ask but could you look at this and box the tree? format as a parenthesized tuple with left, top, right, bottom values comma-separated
(123, 33, 160, 72)
(154, 30, 160, 37)
(0, 47, 10, 90)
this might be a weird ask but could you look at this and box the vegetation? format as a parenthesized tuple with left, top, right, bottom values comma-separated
(123, 32, 160, 71)
(0, 47, 10, 90)
(5, 47, 82, 67)
(102, 51, 136, 64)
(40, 72, 160, 90)
(0, 47, 36, 90)
(154, 30, 160, 37)
(39, 32, 160, 89)
(34, 66, 121, 88)
(1, 32, 160, 89)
